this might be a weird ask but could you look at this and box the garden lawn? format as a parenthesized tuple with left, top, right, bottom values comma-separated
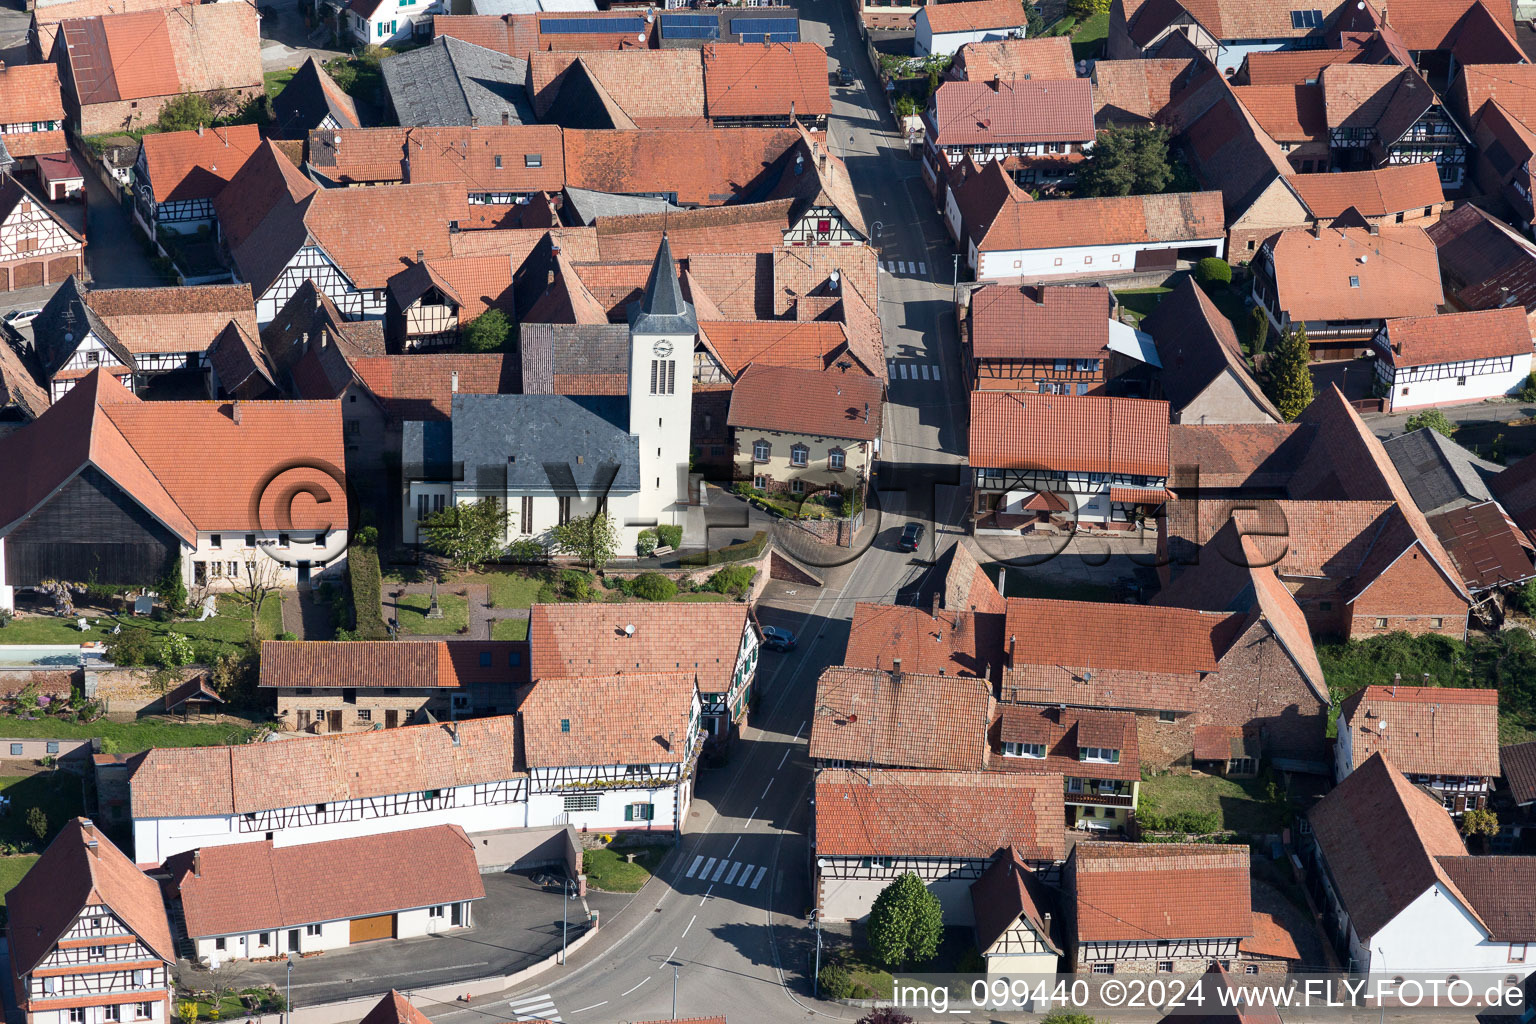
(491, 618, 529, 641)
(582, 844, 669, 892)
(1139, 772, 1287, 834)
(674, 593, 732, 602)
(0, 596, 283, 659)
(1071, 11, 1109, 60)
(0, 854, 37, 904)
(263, 68, 297, 99)
(0, 773, 84, 847)
(1001, 570, 1116, 602)
(469, 571, 546, 610)
(393, 593, 470, 635)
(0, 718, 255, 751)
(1114, 287, 1172, 324)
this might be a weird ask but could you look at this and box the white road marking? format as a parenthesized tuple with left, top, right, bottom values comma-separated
(506, 994, 560, 1022)
(727, 836, 741, 857)
(710, 859, 729, 882)
(917, 262, 927, 274)
(746, 805, 758, 825)
(682, 914, 697, 938)
(621, 977, 650, 997)
(724, 862, 742, 885)
(700, 857, 717, 879)
(668, 946, 678, 962)
(571, 1003, 606, 1014)
(777, 747, 790, 769)
(750, 865, 768, 889)
(898, 363, 908, 379)
(920, 364, 931, 380)
(933, 364, 941, 380)
(699, 885, 714, 906)
(685, 855, 703, 878)
(761, 778, 772, 798)
(794, 721, 806, 740)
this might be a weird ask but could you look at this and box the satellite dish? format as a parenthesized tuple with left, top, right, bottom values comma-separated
(637, 32, 645, 41)
(624, 623, 635, 636)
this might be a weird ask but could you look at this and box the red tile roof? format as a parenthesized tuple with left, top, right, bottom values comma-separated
(971, 848, 1062, 955)
(809, 666, 992, 771)
(351, 353, 518, 420)
(1261, 226, 1443, 322)
(518, 672, 698, 767)
(0, 63, 65, 136)
(128, 717, 523, 818)
(1378, 308, 1532, 368)
(1090, 57, 1188, 125)
(85, 282, 260, 356)
(526, 603, 750, 695)
(968, 392, 1169, 476)
(401, 125, 566, 194)
(728, 364, 882, 440)
(1005, 598, 1220, 674)
(955, 37, 1076, 83)
(59, 2, 260, 105)
(358, 993, 433, 1024)
(815, 768, 1066, 861)
(702, 42, 831, 119)
(1351, 0, 1517, 54)
(1338, 684, 1500, 776)
(530, 50, 706, 128)
(561, 128, 798, 206)
(920, 0, 1029, 34)
(844, 601, 1005, 681)
(259, 640, 528, 689)
(994, 704, 1141, 780)
(1434, 856, 1536, 941)
(1282, 162, 1445, 219)
(968, 283, 1110, 361)
(928, 78, 1095, 147)
(1241, 48, 1364, 86)
(174, 825, 484, 938)
(1072, 843, 1252, 941)
(1231, 84, 1326, 141)
(977, 191, 1225, 252)
(7, 818, 175, 977)
(140, 125, 263, 203)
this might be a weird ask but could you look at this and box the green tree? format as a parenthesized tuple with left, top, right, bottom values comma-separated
(1405, 407, 1457, 439)
(1076, 124, 1175, 198)
(25, 806, 47, 843)
(1461, 807, 1499, 852)
(1267, 323, 1314, 422)
(161, 632, 194, 668)
(160, 555, 189, 617)
(1250, 306, 1270, 355)
(1065, 0, 1109, 16)
(1023, 2, 1045, 36)
(867, 872, 943, 969)
(1040, 1015, 1103, 1024)
(157, 93, 216, 133)
(462, 309, 511, 353)
(1196, 257, 1231, 286)
(418, 498, 507, 572)
(550, 512, 619, 571)
(628, 572, 677, 601)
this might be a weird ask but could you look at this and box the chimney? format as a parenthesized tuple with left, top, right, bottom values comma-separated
(1392, 672, 1400, 696)
(1009, 633, 1016, 667)
(993, 73, 1001, 90)
(224, 402, 242, 425)
(301, 331, 309, 353)
(416, 249, 424, 262)
(1042, 912, 1052, 934)
(81, 817, 94, 835)
(891, 657, 902, 680)
(954, 610, 968, 636)
(319, 330, 328, 349)
(931, 592, 941, 617)
(1369, 221, 1379, 236)
(193, 850, 201, 878)
(197, 123, 203, 136)
(501, 111, 509, 126)
(449, 723, 460, 746)
(86, 838, 98, 856)
(470, 115, 479, 128)
(451, 370, 459, 393)
(1311, 222, 1323, 239)
(314, 289, 322, 311)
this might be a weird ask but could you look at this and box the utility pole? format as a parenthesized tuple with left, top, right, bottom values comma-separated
(285, 954, 294, 1024)
(561, 878, 571, 964)
(671, 963, 678, 1020)
(811, 911, 823, 997)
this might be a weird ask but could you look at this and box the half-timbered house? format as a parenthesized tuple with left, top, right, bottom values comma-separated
(385, 255, 517, 351)
(1371, 308, 1534, 412)
(1321, 65, 1469, 190)
(766, 131, 868, 246)
(171, 826, 484, 965)
(518, 673, 701, 834)
(1068, 843, 1255, 973)
(132, 126, 262, 238)
(964, 284, 1114, 393)
(528, 603, 758, 747)
(1335, 685, 1500, 814)
(0, 63, 68, 168)
(700, 43, 831, 130)
(970, 847, 1064, 978)
(813, 769, 1066, 923)
(259, 640, 530, 732)
(0, 174, 81, 293)
(990, 705, 1142, 832)
(6, 818, 175, 1024)
(922, 77, 1095, 194)
(969, 392, 1170, 532)
(125, 718, 526, 863)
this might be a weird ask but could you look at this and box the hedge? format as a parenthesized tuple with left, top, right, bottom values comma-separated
(349, 544, 390, 640)
(679, 531, 768, 567)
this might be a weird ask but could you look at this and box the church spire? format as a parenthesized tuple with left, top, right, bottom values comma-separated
(628, 232, 696, 335)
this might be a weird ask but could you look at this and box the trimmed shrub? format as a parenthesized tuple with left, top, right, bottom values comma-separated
(348, 545, 390, 640)
(656, 524, 683, 549)
(506, 539, 544, 564)
(629, 573, 677, 601)
(818, 965, 853, 1000)
(559, 569, 592, 601)
(636, 529, 658, 558)
(1195, 257, 1231, 286)
(680, 531, 768, 567)
(104, 627, 157, 667)
(705, 565, 756, 597)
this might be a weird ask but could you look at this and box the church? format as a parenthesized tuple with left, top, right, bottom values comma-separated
(401, 236, 695, 552)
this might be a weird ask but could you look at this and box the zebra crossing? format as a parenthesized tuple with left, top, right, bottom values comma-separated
(887, 359, 942, 383)
(505, 992, 562, 1022)
(879, 259, 927, 276)
(683, 853, 769, 890)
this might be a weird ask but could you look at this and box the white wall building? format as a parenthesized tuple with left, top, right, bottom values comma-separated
(1372, 308, 1535, 413)
(914, 0, 1028, 58)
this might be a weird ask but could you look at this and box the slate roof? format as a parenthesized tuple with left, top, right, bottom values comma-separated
(1260, 226, 1443, 322)
(727, 364, 882, 440)
(140, 124, 263, 203)
(518, 672, 698, 767)
(1381, 427, 1500, 517)
(1338, 684, 1501, 777)
(968, 392, 1169, 476)
(927, 78, 1095, 147)
(271, 56, 360, 138)
(844, 601, 1006, 681)
(259, 640, 528, 689)
(814, 768, 1067, 861)
(968, 283, 1110, 361)
(1141, 277, 1279, 422)
(563, 189, 683, 225)
(701, 42, 831, 119)
(1308, 753, 1474, 941)
(629, 233, 696, 335)
(1377, 308, 1532, 368)
(381, 36, 533, 128)
(527, 602, 749, 693)
(971, 848, 1062, 955)
(128, 717, 523, 818)
(1504, 740, 1536, 806)
(174, 826, 485, 938)
(1283, 162, 1445, 219)
(6, 818, 175, 976)
(1071, 843, 1252, 941)
(976, 190, 1224, 252)
(808, 666, 992, 771)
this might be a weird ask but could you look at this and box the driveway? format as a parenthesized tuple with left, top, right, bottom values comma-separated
(76, 144, 167, 288)
(193, 872, 632, 1008)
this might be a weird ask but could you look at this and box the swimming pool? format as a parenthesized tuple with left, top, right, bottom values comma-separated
(0, 645, 108, 668)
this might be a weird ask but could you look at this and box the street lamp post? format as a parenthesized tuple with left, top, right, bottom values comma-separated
(810, 908, 823, 998)
(561, 878, 571, 965)
(671, 963, 678, 1020)
(285, 953, 295, 1024)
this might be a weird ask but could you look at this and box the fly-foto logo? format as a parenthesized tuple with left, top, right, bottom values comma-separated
(248, 459, 350, 567)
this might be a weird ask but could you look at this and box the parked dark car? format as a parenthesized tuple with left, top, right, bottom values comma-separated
(837, 65, 856, 86)
(761, 625, 796, 652)
(898, 521, 924, 552)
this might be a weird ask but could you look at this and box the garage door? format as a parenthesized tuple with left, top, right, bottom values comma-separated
(12, 261, 42, 288)
(349, 914, 395, 943)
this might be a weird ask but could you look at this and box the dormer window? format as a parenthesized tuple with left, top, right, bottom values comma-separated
(1003, 742, 1045, 758)
(1079, 746, 1120, 763)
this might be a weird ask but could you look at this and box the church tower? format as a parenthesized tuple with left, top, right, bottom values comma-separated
(627, 234, 695, 527)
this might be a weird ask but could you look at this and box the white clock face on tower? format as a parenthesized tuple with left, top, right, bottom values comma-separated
(652, 340, 674, 358)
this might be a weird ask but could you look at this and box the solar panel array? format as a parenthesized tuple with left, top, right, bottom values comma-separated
(661, 12, 719, 39)
(730, 16, 798, 35)
(1288, 8, 1322, 27)
(540, 16, 646, 33)
(737, 30, 800, 42)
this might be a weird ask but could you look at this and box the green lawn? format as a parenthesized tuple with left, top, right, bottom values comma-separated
(263, 67, 297, 99)
(0, 718, 255, 751)
(1071, 10, 1110, 60)
(1001, 570, 1117, 603)
(392, 593, 469, 635)
(0, 595, 283, 661)
(1115, 287, 1172, 324)
(467, 571, 547, 610)
(0, 855, 37, 904)
(491, 618, 529, 641)
(582, 844, 670, 892)
(1139, 772, 1288, 834)
(0, 773, 84, 848)
(673, 592, 732, 603)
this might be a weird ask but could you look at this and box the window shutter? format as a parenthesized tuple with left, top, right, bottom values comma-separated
(624, 804, 634, 822)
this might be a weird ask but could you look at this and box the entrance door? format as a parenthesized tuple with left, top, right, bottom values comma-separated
(450, 902, 462, 927)
(327, 710, 342, 732)
(385, 710, 399, 728)
(348, 914, 395, 943)
(297, 561, 310, 583)
(287, 929, 300, 952)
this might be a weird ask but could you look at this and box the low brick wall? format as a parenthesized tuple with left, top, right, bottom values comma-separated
(83, 665, 202, 715)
